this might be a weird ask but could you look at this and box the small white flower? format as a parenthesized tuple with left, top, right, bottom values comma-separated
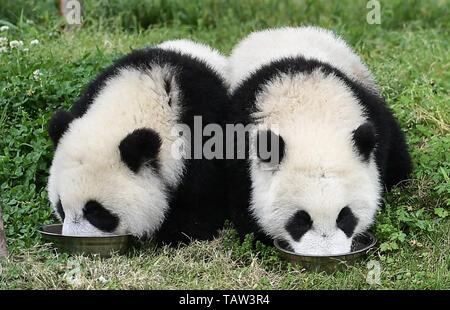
(9, 40, 24, 48)
(97, 276, 108, 284)
(104, 40, 113, 48)
(30, 39, 39, 45)
(0, 26, 9, 31)
(0, 37, 7, 46)
(33, 69, 42, 80)
(26, 20, 34, 25)
(0, 47, 8, 53)
(23, 48, 29, 52)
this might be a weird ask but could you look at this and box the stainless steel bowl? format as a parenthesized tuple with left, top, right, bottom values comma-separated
(274, 232, 377, 272)
(38, 224, 133, 258)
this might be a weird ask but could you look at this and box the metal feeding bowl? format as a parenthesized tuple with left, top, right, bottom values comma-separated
(274, 232, 377, 272)
(38, 224, 133, 258)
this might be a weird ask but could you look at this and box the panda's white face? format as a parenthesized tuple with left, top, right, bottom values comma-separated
(47, 66, 185, 237)
(250, 150, 380, 255)
(47, 137, 168, 237)
(248, 71, 382, 255)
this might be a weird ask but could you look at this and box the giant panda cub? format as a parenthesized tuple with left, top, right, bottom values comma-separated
(226, 27, 412, 255)
(47, 39, 229, 245)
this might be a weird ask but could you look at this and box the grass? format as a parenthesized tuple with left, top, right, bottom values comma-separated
(0, 0, 449, 289)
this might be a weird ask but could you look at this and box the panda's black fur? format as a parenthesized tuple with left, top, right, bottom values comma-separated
(226, 56, 412, 244)
(49, 48, 229, 245)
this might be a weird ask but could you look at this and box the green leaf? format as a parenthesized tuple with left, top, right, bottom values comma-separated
(434, 208, 448, 218)
(440, 167, 450, 183)
(0, 19, 18, 28)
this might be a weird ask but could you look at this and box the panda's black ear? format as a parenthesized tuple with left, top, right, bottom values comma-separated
(48, 109, 74, 147)
(119, 128, 162, 173)
(353, 121, 376, 161)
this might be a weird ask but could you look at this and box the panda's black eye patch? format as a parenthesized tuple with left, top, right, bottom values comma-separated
(336, 206, 358, 238)
(285, 210, 313, 241)
(83, 200, 119, 233)
(119, 128, 162, 173)
(56, 199, 65, 221)
(256, 130, 285, 166)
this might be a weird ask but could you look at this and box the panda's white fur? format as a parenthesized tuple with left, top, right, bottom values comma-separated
(227, 27, 411, 255)
(47, 40, 229, 239)
(227, 26, 377, 93)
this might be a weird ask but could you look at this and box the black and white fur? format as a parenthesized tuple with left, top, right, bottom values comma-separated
(226, 27, 412, 255)
(47, 40, 229, 244)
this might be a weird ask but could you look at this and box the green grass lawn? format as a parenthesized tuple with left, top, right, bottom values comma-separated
(0, 0, 449, 289)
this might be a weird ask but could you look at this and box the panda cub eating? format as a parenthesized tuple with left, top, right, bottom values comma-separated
(226, 27, 412, 255)
(47, 40, 229, 244)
